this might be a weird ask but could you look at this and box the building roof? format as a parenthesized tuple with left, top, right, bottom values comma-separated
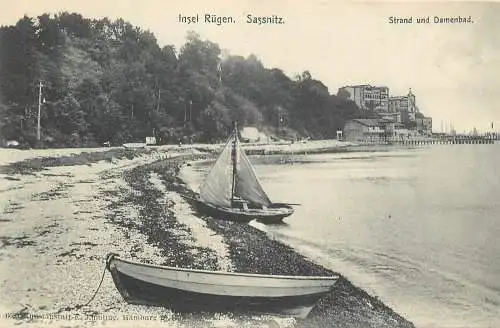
(340, 84, 389, 90)
(350, 118, 395, 126)
(340, 84, 370, 88)
(351, 119, 381, 127)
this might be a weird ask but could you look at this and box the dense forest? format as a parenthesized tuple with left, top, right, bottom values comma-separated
(0, 13, 362, 148)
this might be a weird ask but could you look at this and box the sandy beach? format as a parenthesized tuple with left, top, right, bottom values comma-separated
(0, 144, 415, 328)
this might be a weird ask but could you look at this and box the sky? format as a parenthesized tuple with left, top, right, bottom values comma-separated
(1, 0, 499, 133)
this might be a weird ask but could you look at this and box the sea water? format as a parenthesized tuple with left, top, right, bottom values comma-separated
(184, 144, 500, 328)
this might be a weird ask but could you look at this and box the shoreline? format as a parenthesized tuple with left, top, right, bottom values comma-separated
(0, 147, 415, 327)
(0, 138, 437, 166)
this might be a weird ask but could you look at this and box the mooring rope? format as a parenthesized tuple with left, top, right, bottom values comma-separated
(81, 262, 108, 308)
(55, 258, 109, 314)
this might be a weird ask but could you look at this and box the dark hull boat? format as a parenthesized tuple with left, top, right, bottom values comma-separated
(192, 197, 294, 224)
(194, 122, 296, 224)
(106, 253, 338, 318)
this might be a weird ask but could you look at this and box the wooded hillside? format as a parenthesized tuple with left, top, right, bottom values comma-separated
(0, 13, 362, 148)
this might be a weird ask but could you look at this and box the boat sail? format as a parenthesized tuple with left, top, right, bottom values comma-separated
(198, 136, 235, 208)
(194, 122, 295, 223)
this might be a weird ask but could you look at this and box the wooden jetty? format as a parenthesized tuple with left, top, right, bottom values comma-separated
(358, 135, 497, 147)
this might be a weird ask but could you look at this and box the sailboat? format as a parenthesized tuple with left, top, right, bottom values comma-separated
(191, 122, 295, 224)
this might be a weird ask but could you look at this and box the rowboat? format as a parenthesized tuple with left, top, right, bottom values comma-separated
(106, 253, 338, 318)
(192, 122, 295, 224)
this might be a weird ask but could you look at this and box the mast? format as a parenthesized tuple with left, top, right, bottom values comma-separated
(231, 121, 238, 203)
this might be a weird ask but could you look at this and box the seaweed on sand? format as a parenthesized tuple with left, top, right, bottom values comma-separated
(104, 157, 219, 270)
(0, 148, 151, 174)
(0, 235, 36, 248)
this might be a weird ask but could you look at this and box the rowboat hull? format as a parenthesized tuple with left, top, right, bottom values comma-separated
(106, 253, 338, 318)
(192, 197, 295, 224)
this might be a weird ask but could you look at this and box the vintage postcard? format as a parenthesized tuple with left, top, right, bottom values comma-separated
(0, 1, 499, 327)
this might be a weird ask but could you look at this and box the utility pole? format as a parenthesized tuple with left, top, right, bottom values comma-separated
(156, 79, 162, 113)
(157, 89, 161, 112)
(189, 100, 192, 122)
(184, 101, 187, 126)
(36, 80, 44, 142)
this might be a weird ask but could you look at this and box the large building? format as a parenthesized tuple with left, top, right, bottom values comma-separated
(388, 89, 417, 123)
(378, 112, 402, 125)
(338, 85, 389, 112)
(340, 85, 432, 138)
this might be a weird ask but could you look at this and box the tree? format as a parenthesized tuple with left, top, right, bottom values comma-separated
(0, 14, 368, 146)
(177, 32, 222, 128)
(337, 88, 351, 99)
(0, 16, 41, 105)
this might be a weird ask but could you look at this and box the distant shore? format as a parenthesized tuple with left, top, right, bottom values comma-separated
(0, 138, 435, 168)
(4, 133, 495, 164)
